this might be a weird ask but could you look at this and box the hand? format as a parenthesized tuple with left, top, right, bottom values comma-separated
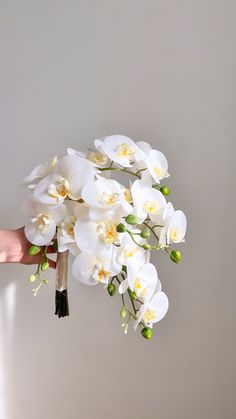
(0, 227, 56, 268)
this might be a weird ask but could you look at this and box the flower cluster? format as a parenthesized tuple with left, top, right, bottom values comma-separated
(22, 135, 187, 339)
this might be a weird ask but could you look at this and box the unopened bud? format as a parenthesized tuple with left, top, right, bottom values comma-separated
(41, 260, 49, 271)
(28, 245, 41, 256)
(128, 289, 137, 300)
(141, 327, 153, 340)
(170, 250, 182, 263)
(125, 214, 139, 225)
(29, 274, 36, 283)
(116, 223, 126, 233)
(143, 243, 151, 251)
(160, 186, 171, 196)
(140, 228, 151, 239)
(107, 283, 116, 296)
(120, 307, 127, 318)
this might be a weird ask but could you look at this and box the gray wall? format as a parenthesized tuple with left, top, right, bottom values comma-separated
(0, 1, 235, 418)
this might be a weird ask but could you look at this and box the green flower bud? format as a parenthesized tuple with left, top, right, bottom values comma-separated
(107, 283, 116, 296)
(143, 243, 151, 251)
(29, 274, 36, 283)
(128, 289, 137, 300)
(141, 327, 153, 340)
(125, 214, 139, 225)
(140, 228, 151, 239)
(42, 279, 49, 285)
(28, 245, 41, 256)
(170, 250, 182, 263)
(160, 186, 171, 196)
(116, 223, 127, 233)
(41, 260, 49, 271)
(120, 307, 127, 318)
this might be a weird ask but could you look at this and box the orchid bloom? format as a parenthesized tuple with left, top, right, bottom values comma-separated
(131, 178, 167, 223)
(72, 247, 121, 286)
(57, 201, 88, 255)
(137, 141, 169, 183)
(94, 135, 146, 167)
(33, 155, 94, 204)
(24, 198, 66, 246)
(74, 215, 121, 253)
(67, 147, 109, 168)
(81, 177, 132, 221)
(157, 206, 187, 246)
(22, 156, 57, 189)
(119, 263, 160, 304)
(134, 290, 169, 329)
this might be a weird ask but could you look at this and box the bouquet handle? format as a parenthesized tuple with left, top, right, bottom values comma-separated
(55, 250, 69, 318)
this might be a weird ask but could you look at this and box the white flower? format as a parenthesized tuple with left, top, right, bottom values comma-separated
(22, 156, 57, 189)
(33, 155, 94, 204)
(137, 141, 169, 183)
(116, 229, 150, 289)
(134, 291, 169, 329)
(157, 206, 187, 246)
(74, 215, 120, 252)
(24, 198, 66, 246)
(57, 201, 88, 255)
(94, 135, 145, 167)
(72, 247, 121, 286)
(167, 210, 187, 244)
(81, 178, 132, 221)
(131, 178, 166, 223)
(67, 147, 109, 168)
(119, 263, 160, 304)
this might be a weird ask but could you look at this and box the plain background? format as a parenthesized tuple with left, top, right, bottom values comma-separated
(0, 1, 235, 418)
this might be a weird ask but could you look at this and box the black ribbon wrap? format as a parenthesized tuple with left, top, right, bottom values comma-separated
(55, 250, 69, 318)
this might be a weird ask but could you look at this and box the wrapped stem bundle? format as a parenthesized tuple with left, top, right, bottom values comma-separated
(55, 250, 69, 317)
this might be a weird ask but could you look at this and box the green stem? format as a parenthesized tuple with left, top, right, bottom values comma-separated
(142, 221, 159, 243)
(127, 230, 143, 248)
(99, 167, 141, 179)
(130, 296, 137, 316)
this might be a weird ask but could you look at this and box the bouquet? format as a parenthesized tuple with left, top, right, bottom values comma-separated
(22, 135, 187, 340)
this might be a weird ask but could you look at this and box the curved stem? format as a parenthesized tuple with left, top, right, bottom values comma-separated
(142, 221, 159, 243)
(99, 167, 141, 179)
(127, 230, 143, 248)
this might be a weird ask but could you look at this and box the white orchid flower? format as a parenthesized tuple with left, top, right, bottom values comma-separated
(24, 198, 66, 246)
(156, 205, 187, 246)
(166, 210, 187, 244)
(33, 155, 94, 204)
(67, 147, 109, 168)
(117, 232, 149, 282)
(94, 135, 145, 167)
(156, 202, 173, 245)
(131, 179, 167, 223)
(57, 201, 88, 255)
(136, 141, 169, 184)
(134, 291, 169, 330)
(119, 263, 160, 304)
(22, 156, 58, 189)
(72, 247, 121, 286)
(74, 215, 121, 253)
(81, 178, 132, 221)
